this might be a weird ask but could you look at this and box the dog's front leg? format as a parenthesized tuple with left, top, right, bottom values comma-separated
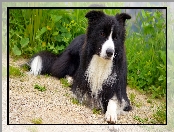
(105, 95, 118, 124)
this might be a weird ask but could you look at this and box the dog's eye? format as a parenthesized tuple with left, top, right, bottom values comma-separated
(100, 31, 105, 37)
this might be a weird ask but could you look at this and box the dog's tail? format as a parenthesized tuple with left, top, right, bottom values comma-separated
(27, 51, 58, 76)
(26, 49, 80, 79)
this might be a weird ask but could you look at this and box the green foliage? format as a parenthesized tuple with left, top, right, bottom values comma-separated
(92, 108, 101, 115)
(133, 103, 166, 124)
(147, 99, 152, 104)
(129, 93, 136, 105)
(9, 9, 88, 57)
(31, 118, 42, 124)
(9, 66, 23, 77)
(71, 98, 80, 105)
(153, 104, 166, 124)
(129, 93, 142, 108)
(34, 84, 46, 92)
(134, 116, 148, 124)
(126, 9, 166, 98)
(20, 63, 30, 71)
(60, 78, 71, 88)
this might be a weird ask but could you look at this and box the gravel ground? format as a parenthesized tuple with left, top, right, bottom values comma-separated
(2, 56, 169, 132)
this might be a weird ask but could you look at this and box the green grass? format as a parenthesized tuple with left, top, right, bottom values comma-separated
(129, 93, 142, 108)
(31, 118, 42, 124)
(9, 65, 23, 77)
(129, 93, 136, 105)
(63, 93, 70, 97)
(60, 78, 71, 88)
(20, 63, 30, 71)
(92, 108, 101, 115)
(71, 98, 80, 105)
(134, 116, 148, 124)
(133, 103, 166, 124)
(34, 84, 46, 92)
(147, 99, 152, 104)
(126, 9, 166, 99)
(153, 103, 166, 124)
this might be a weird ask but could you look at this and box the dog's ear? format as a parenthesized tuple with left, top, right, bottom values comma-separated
(116, 13, 131, 25)
(85, 10, 105, 23)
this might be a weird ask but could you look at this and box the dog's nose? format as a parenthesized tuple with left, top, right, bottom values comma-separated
(106, 48, 114, 57)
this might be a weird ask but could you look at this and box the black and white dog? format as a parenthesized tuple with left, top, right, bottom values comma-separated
(28, 10, 132, 124)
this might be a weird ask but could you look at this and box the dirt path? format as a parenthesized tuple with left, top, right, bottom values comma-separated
(3, 57, 168, 132)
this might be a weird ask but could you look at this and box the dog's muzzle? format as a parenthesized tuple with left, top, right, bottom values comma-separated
(106, 48, 114, 58)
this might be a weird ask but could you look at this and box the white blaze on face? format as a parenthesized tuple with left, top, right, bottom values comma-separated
(100, 28, 115, 60)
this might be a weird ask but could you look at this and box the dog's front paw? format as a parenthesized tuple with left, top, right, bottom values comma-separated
(105, 99, 117, 124)
(105, 110, 117, 124)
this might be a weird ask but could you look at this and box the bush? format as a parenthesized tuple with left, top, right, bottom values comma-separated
(9, 9, 89, 57)
(126, 9, 166, 98)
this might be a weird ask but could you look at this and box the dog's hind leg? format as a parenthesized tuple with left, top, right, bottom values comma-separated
(50, 50, 80, 79)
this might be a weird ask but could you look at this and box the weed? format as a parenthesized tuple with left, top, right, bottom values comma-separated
(153, 103, 166, 124)
(9, 65, 22, 77)
(126, 9, 166, 98)
(9, 9, 88, 57)
(135, 102, 142, 108)
(31, 118, 42, 124)
(45, 74, 50, 77)
(34, 84, 46, 92)
(147, 99, 152, 104)
(20, 63, 30, 71)
(133, 116, 148, 124)
(92, 108, 101, 115)
(134, 103, 166, 124)
(60, 78, 71, 88)
(36, 75, 41, 79)
(71, 98, 79, 105)
(129, 93, 136, 105)
(63, 93, 70, 97)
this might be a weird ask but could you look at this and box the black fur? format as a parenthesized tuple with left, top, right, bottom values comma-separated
(29, 10, 132, 121)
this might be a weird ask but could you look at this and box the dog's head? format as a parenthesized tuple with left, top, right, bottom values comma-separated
(85, 10, 131, 60)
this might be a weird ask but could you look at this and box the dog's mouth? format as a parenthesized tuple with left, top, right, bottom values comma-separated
(103, 56, 113, 60)
(97, 54, 113, 61)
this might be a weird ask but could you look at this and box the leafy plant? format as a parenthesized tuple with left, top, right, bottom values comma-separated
(129, 93, 136, 105)
(31, 118, 42, 124)
(34, 84, 46, 92)
(133, 116, 148, 124)
(153, 103, 166, 124)
(126, 9, 166, 98)
(9, 65, 23, 77)
(92, 108, 101, 115)
(60, 78, 71, 88)
(9, 9, 88, 57)
(71, 98, 80, 105)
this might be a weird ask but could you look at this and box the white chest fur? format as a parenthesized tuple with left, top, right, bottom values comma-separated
(85, 55, 113, 97)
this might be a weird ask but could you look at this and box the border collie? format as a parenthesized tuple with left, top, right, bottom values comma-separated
(28, 10, 132, 124)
